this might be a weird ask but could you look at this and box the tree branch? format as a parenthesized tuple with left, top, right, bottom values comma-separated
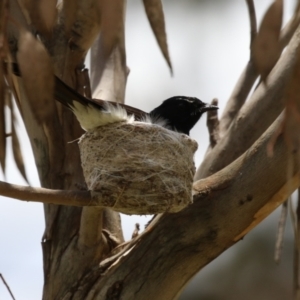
(218, 0, 257, 136)
(219, 6, 299, 136)
(245, 0, 257, 49)
(1, 93, 299, 300)
(279, 4, 300, 49)
(60, 114, 300, 300)
(0, 273, 16, 300)
(197, 24, 300, 180)
(0, 180, 92, 206)
(219, 61, 257, 135)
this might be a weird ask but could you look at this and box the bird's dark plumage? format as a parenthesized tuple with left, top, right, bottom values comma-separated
(9, 62, 218, 134)
(150, 96, 218, 135)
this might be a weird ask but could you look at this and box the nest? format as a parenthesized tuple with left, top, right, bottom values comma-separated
(79, 122, 198, 215)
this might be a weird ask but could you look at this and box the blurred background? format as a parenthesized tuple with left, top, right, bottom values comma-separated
(0, 0, 297, 299)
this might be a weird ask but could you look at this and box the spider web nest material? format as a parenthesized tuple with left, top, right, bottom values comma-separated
(79, 122, 198, 215)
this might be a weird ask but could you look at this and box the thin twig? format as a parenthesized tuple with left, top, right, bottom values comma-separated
(83, 68, 92, 98)
(206, 98, 219, 147)
(76, 67, 92, 99)
(0, 273, 16, 300)
(101, 214, 162, 271)
(245, 0, 257, 49)
(274, 200, 288, 263)
(131, 223, 140, 239)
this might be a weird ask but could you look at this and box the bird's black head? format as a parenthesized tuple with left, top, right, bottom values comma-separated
(150, 96, 218, 135)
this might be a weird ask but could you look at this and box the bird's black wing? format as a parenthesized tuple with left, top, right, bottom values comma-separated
(8, 62, 148, 121)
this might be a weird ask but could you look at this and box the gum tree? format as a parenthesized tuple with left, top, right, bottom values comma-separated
(1, 0, 300, 298)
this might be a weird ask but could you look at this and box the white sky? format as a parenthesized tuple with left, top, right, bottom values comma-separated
(0, 0, 297, 299)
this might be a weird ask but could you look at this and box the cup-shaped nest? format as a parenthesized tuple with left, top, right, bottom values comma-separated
(79, 122, 198, 215)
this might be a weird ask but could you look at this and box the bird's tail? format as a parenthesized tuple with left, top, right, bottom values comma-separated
(55, 77, 84, 107)
(9, 62, 103, 110)
(8, 62, 148, 123)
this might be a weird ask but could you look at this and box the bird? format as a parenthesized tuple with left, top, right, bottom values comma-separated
(150, 96, 217, 135)
(9, 62, 218, 135)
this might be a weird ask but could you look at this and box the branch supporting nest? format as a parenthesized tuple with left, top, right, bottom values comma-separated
(0, 181, 92, 206)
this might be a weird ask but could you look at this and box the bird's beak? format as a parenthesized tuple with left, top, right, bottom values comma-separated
(202, 103, 219, 112)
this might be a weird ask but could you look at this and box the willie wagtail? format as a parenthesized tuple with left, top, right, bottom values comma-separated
(9, 63, 218, 135)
